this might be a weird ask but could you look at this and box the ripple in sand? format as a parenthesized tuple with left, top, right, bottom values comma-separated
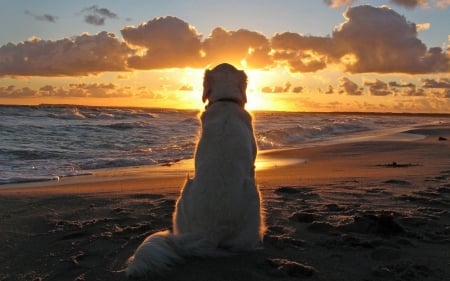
(266, 258, 316, 277)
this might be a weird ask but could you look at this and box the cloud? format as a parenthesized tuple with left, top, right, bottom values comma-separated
(85, 15, 106, 26)
(25, 10, 58, 23)
(0, 32, 131, 76)
(0, 86, 36, 98)
(271, 32, 336, 72)
(1, 10, 448, 77)
(416, 22, 431, 31)
(261, 82, 294, 93)
(323, 0, 449, 9)
(325, 85, 335, 94)
(121, 16, 203, 69)
(339, 77, 363, 95)
(179, 85, 194, 91)
(292, 86, 304, 93)
(332, 5, 449, 73)
(403, 87, 426, 96)
(389, 81, 416, 87)
(202, 27, 272, 68)
(443, 88, 450, 98)
(323, 0, 353, 8)
(364, 79, 393, 96)
(271, 6, 448, 74)
(0, 83, 137, 99)
(81, 5, 118, 26)
(435, 0, 450, 8)
(421, 78, 450, 88)
(389, 0, 428, 9)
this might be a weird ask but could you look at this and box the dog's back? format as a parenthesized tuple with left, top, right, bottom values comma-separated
(126, 64, 264, 277)
(175, 102, 261, 250)
(196, 102, 256, 179)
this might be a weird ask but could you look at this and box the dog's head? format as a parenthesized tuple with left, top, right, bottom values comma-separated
(202, 63, 248, 107)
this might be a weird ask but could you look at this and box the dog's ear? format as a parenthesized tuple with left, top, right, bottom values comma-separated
(202, 69, 211, 103)
(239, 70, 248, 104)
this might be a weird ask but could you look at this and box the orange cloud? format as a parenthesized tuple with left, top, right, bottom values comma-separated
(364, 79, 393, 96)
(271, 32, 337, 72)
(202, 27, 271, 68)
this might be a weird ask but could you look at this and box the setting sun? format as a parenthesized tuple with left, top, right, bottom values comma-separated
(1, 2, 450, 280)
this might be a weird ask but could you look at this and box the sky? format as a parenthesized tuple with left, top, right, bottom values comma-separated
(0, 0, 449, 113)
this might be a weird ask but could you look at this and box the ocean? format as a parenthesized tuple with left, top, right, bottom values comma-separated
(1, 104, 448, 185)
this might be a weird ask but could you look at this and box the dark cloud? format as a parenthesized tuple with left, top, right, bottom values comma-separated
(39, 85, 57, 96)
(390, 0, 428, 9)
(261, 82, 292, 93)
(70, 83, 117, 98)
(1, 83, 135, 98)
(325, 85, 335, 94)
(121, 16, 203, 69)
(0, 86, 36, 98)
(292, 86, 304, 93)
(364, 79, 393, 96)
(389, 81, 416, 88)
(421, 78, 450, 88)
(403, 87, 426, 96)
(0, 32, 131, 76)
(85, 15, 105, 26)
(81, 5, 118, 26)
(339, 77, 363, 95)
(25, 10, 58, 23)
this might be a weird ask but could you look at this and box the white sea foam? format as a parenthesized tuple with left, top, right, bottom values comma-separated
(0, 105, 447, 184)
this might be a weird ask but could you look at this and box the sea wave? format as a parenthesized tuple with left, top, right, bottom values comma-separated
(256, 118, 369, 149)
(1, 105, 449, 184)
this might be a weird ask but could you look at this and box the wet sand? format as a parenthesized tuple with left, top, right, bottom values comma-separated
(1, 125, 449, 281)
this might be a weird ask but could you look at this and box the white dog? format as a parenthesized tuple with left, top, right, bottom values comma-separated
(126, 63, 265, 277)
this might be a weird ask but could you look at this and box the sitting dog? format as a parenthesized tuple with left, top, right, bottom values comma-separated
(126, 63, 265, 277)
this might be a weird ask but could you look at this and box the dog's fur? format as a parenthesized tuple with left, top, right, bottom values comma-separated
(125, 63, 265, 277)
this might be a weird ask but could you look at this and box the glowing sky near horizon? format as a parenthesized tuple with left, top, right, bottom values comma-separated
(0, 0, 449, 112)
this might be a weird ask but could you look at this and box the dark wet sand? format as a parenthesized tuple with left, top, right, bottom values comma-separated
(1, 125, 449, 281)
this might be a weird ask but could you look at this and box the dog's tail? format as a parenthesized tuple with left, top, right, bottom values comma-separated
(125, 230, 227, 278)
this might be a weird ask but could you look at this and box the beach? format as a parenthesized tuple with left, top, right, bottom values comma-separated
(1, 125, 449, 281)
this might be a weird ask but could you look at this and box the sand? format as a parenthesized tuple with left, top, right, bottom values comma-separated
(1, 125, 449, 281)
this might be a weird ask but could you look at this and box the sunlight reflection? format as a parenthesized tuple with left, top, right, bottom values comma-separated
(255, 155, 306, 171)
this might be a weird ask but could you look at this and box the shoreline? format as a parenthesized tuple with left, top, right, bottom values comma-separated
(1, 123, 446, 192)
(1, 124, 449, 280)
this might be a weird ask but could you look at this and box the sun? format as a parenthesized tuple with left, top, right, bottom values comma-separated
(151, 66, 292, 112)
(244, 69, 285, 111)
